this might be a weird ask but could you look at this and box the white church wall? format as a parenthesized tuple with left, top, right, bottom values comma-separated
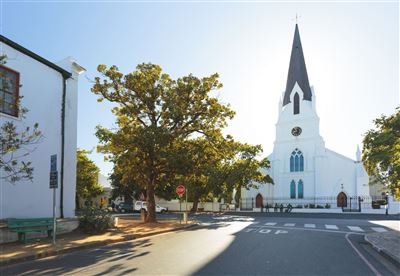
(320, 149, 358, 197)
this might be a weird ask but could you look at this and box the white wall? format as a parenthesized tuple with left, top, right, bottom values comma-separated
(0, 44, 81, 219)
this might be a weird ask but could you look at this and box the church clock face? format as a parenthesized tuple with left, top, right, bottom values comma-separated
(291, 126, 302, 137)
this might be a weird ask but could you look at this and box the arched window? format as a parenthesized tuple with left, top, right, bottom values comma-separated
(290, 148, 304, 172)
(298, 180, 304, 199)
(290, 180, 296, 199)
(294, 93, 300, 115)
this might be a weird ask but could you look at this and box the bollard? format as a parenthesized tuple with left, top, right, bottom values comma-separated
(183, 212, 188, 224)
(113, 217, 119, 227)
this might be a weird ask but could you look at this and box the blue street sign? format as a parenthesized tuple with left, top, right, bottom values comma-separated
(50, 154, 57, 172)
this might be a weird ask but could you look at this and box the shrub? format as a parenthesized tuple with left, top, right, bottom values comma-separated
(309, 204, 315, 208)
(325, 203, 331, 209)
(316, 205, 324, 209)
(295, 204, 303, 208)
(304, 204, 309, 208)
(79, 207, 114, 234)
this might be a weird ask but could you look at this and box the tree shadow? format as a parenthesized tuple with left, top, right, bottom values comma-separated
(1, 238, 153, 276)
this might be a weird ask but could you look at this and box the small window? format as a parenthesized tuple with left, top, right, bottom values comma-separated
(294, 93, 299, 115)
(290, 180, 296, 199)
(0, 65, 19, 117)
(298, 180, 304, 199)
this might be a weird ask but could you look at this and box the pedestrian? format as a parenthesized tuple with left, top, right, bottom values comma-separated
(265, 203, 269, 213)
(279, 204, 284, 213)
(274, 203, 278, 212)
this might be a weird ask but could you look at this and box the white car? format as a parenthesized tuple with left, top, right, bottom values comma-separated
(134, 201, 168, 213)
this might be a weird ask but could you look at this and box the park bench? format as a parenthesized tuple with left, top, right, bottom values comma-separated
(7, 218, 54, 243)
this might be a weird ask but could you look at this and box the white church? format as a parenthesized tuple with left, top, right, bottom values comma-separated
(241, 24, 370, 209)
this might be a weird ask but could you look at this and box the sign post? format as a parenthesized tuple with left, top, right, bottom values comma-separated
(176, 185, 187, 223)
(50, 154, 58, 245)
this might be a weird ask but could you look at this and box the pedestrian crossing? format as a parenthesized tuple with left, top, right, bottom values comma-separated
(259, 222, 388, 233)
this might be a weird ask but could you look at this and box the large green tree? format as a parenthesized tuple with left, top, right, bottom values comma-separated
(92, 63, 234, 222)
(76, 149, 104, 208)
(362, 107, 400, 196)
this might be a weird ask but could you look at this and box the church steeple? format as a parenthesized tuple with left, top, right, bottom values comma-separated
(283, 24, 312, 106)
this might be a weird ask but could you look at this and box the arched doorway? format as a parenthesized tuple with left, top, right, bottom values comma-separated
(337, 192, 347, 207)
(255, 194, 263, 208)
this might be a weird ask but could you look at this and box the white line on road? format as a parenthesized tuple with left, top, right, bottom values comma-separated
(325, 224, 339, 230)
(345, 233, 382, 276)
(259, 225, 364, 235)
(264, 222, 277, 226)
(304, 224, 316, 228)
(371, 227, 387, 233)
(284, 223, 295, 227)
(347, 226, 364, 232)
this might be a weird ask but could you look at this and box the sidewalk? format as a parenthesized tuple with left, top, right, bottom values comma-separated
(365, 230, 400, 265)
(0, 217, 196, 266)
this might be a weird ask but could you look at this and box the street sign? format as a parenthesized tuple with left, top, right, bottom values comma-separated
(50, 154, 57, 172)
(176, 185, 185, 197)
(50, 171, 58, 189)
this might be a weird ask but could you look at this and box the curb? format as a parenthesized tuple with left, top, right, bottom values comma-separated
(364, 234, 400, 266)
(0, 223, 198, 267)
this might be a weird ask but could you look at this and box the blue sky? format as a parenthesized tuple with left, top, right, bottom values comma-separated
(2, 0, 399, 177)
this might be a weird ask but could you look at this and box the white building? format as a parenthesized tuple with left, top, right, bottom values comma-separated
(0, 35, 85, 219)
(242, 25, 370, 209)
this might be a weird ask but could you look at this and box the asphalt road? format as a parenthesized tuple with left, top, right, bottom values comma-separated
(2, 214, 400, 275)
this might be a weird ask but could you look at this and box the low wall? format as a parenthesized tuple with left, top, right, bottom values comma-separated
(156, 201, 222, 212)
(0, 218, 79, 244)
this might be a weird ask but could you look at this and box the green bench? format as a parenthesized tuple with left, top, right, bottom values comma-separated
(7, 218, 55, 243)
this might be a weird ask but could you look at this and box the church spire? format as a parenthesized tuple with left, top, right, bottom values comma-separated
(283, 24, 312, 106)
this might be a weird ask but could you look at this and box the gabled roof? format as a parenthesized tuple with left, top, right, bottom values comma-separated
(0, 35, 71, 79)
(283, 24, 312, 106)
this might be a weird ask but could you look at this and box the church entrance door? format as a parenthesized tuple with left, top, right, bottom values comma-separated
(337, 192, 347, 207)
(255, 194, 263, 208)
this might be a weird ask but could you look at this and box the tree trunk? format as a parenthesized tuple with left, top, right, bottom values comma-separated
(191, 196, 199, 212)
(146, 184, 157, 223)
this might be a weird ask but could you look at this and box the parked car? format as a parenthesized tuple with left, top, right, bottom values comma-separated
(134, 201, 168, 213)
(118, 202, 133, 213)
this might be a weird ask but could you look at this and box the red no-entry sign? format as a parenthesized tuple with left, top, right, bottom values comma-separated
(176, 185, 185, 197)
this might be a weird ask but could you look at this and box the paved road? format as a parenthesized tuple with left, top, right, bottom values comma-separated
(2, 214, 400, 275)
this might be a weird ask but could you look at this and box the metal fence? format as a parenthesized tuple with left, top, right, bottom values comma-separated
(239, 195, 387, 212)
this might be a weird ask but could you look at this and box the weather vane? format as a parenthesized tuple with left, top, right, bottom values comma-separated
(292, 14, 301, 24)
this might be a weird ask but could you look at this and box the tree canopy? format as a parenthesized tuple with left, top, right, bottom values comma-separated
(76, 149, 104, 207)
(362, 107, 400, 197)
(92, 63, 272, 222)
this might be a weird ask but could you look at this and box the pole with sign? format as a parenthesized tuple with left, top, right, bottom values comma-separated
(50, 154, 58, 245)
(176, 185, 185, 212)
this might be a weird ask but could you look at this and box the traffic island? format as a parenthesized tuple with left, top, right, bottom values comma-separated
(0, 217, 197, 266)
(365, 231, 400, 265)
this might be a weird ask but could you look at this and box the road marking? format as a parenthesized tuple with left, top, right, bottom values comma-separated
(304, 224, 316, 228)
(345, 233, 382, 276)
(284, 223, 295, 227)
(371, 227, 387, 233)
(265, 222, 277, 226)
(244, 228, 256, 232)
(258, 225, 364, 235)
(275, 230, 288, 234)
(347, 226, 364, 232)
(259, 229, 272, 234)
(325, 224, 338, 230)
